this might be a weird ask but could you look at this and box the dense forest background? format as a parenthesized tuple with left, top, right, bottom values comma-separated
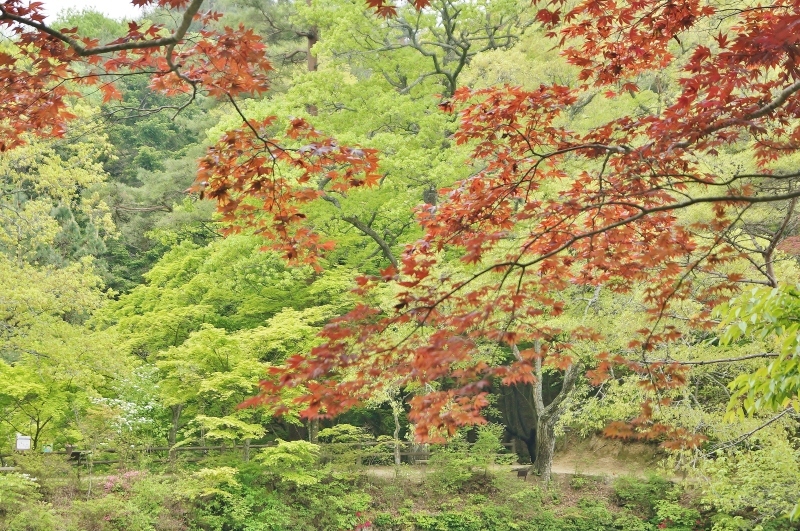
(1, 1, 800, 530)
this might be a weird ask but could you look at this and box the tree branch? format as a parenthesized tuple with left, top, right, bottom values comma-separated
(342, 215, 398, 268)
(0, 0, 205, 57)
(642, 352, 779, 366)
(704, 407, 794, 456)
(115, 203, 173, 213)
(673, 79, 800, 150)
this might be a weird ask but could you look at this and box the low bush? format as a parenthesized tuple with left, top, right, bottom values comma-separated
(612, 474, 672, 518)
(653, 500, 700, 531)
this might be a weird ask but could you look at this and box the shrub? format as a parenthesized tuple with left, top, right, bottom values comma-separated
(612, 474, 672, 518)
(12, 453, 77, 500)
(372, 512, 399, 529)
(255, 440, 323, 487)
(71, 495, 153, 531)
(707, 514, 749, 531)
(614, 510, 655, 531)
(559, 498, 615, 531)
(471, 424, 514, 469)
(129, 475, 188, 531)
(318, 424, 374, 444)
(318, 425, 376, 470)
(426, 426, 509, 495)
(0, 473, 40, 517)
(700, 440, 800, 522)
(570, 475, 591, 490)
(3, 503, 59, 531)
(508, 486, 545, 508)
(103, 470, 146, 494)
(653, 500, 700, 531)
(427, 438, 477, 494)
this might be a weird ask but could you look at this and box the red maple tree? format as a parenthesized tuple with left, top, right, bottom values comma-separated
(246, 0, 800, 475)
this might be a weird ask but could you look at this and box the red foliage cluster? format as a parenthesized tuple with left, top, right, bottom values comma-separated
(249, 0, 800, 447)
(0, 0, 272, 150)
(197, 117, 380, 267)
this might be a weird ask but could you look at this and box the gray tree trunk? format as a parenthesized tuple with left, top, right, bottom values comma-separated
(531, 358, 579, 483)
(168, 404, 183, 463)
(513, 343, 580, 484)
(309, 418, 319, 443)
(532, 408, 559, 481)
(243, 438, 251, 462)
(393, 406, 402, 466)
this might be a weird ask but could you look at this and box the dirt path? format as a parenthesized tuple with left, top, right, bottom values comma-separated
(365, 437, 662, 481)
(549, 436, 660, 477)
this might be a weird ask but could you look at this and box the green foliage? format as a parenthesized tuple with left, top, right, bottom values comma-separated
(426, 426, 510, 494)
(612, 474, 672, 518)
(715, 285, 800, 520)
(256, 440, 323, 486)
(0, 473, 40, 516)
(653, 500, 700, 531)
(97, 236, 351, 356)
(370, 492, 639, 531)
(427, 439, 482, 494)
(90, 236, 355, 449)
(569, 475, 591, 490)
(176, 455, 371, 531)
(54, 9, 127, 41)
(177, 466, 241, 500)
(70, 494, 154, 531)
(3, 502, 58, 531)
(700, 438, 800, 522)
(318, 424, 374, 444)
(317, 424, 383, 468)
(0, 126, 114, 266)
(560, 498, 615, 531)
(472, 424, 514, 467)
(716, 285, 800, 417)
(375, 507, 515, 531)
(0, 257, 123, 449)
(613, 510, 656, 531)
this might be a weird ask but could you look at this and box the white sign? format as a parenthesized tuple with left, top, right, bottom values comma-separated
(15, 434, 32, 451)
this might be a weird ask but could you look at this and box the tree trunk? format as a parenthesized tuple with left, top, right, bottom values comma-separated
(306, 19, 317, 72)
(305, 0, 319, 115)
(168, 404, 183, 462)
(168, 404, 183, 447)
(532, 359, 579, 484)
(532, 410, 558, 482)
(497, 382, 537, 463)
(393, 406, 402, 466)
(243, 438, 251, 462)
(309, 418, 319, 443)
(513, 343, 580, 485)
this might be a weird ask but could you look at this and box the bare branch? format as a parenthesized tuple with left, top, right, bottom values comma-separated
(642, 352, 780, 366)
(704, 407, 794, 456)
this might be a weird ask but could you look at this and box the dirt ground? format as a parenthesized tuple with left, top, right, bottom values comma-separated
(551, 435, 661, 477)
(365, 435, 662, 481)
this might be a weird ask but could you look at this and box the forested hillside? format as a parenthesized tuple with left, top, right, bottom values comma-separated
(1, 0, 800, 529)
